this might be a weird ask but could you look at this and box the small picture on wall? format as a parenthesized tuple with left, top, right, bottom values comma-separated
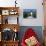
(23, 9, 37, 18)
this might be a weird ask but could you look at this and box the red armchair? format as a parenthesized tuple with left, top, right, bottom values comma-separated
(21, 28, 41, 46)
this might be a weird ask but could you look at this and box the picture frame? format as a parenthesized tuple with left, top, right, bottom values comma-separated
(23, 9, 37, 19)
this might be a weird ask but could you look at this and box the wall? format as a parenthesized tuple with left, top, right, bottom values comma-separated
(0, 0, 44, 26)
(18, 0, 44, 26)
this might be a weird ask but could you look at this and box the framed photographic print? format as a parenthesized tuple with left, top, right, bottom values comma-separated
(23, 9, 37, 19)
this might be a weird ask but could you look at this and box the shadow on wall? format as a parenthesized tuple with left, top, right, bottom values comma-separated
(18, 26, 44, 44)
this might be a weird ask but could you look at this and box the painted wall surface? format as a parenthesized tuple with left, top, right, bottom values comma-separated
(0, 0, 44, 26)
(18, 0, 44, 26)
(0, 0, 15, 7)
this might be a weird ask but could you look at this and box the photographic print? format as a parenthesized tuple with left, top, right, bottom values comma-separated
(23, 9, 37, 19)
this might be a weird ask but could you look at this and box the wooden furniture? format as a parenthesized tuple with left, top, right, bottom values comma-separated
(2, 41, 19, 46)
(0, 7, 19, 46)
(0, 7, 19, 24)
